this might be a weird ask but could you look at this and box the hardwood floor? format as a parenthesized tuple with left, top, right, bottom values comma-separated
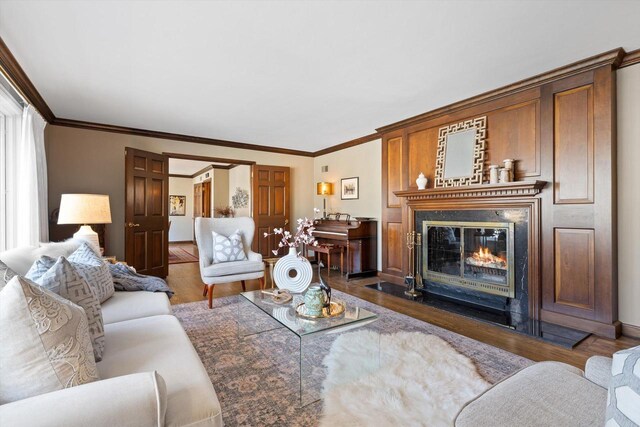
(167, 242, 639, 369)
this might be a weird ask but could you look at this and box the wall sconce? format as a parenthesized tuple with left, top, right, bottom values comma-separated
(316, 182, 333, 218)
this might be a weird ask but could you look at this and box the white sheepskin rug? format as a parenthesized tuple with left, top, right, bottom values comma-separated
(320, 331, 490, 427)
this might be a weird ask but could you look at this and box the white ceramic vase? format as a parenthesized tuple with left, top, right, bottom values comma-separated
(416, 172, 428, 190)
(273, 247, 313, 293)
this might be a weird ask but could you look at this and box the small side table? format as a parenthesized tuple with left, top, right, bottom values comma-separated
(263, 257, 280, 289)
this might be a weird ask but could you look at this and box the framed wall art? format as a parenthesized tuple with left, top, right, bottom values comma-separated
(169, 195, 186, 216)
(341, 177, 359, 200)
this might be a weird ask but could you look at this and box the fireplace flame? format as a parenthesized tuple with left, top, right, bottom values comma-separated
(468, 246, 507, 269)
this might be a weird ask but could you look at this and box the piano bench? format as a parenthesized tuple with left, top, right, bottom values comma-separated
(308, 244, 344, 276)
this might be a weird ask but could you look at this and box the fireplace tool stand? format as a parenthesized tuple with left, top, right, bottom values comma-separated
(404, 231, 422, 298)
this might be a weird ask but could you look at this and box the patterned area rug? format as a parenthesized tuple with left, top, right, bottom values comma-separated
(168, 247, 199, 264)
(172, 290, 532, 427)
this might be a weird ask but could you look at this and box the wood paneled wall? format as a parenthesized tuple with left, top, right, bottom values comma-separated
(379, 50, 622, 337)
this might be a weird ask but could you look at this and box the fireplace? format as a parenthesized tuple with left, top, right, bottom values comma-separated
(414, 209, 529, 319)
(423, 220, 515, 298)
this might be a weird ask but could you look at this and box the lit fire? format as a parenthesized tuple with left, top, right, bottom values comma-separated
(467, 246, 507, 269)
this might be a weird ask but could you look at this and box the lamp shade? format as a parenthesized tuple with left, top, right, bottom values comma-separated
(58, 194, 112, 225)
(316, 182, 333, 196)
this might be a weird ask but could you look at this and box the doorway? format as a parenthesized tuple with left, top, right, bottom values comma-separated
(124, 149, 291, 286)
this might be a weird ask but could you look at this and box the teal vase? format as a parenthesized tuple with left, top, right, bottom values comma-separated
(304, 285, 326, 317)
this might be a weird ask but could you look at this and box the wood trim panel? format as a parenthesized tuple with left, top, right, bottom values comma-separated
(386, 136, 403, 208)
(168, 174, 191, 178)
(554, 228, 596, 311)
(620, 48, 640, 68)
(376, 48, 625, 134)
(314, 132, 380, 156)
(385, 222, 404, 273)
(0, 36, 55, 122)
(553, 85, 595, 204)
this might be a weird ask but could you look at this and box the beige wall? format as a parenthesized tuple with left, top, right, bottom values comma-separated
(617, 63, 640, 328)
(229, 165, 252, 217)
(44, 125, 314, 260)
(168, 177, 194, 242)
(313, 139, 382, 270)
(213, 168, 229, 214)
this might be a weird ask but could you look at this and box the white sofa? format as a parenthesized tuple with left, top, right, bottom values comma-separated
(0, 242, 223, 427)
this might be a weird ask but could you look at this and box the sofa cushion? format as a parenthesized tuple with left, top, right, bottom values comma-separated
(202, 260, 264, 277)
(0, 276, 99, 404)
(0, 239, 84, 276)
(606, 345, 640, 426)
(0, 371, 167, 427)
(98, 315, 222, 427)
(37, 257, 106, 362)
(455, 361, 607, 427)
(212, 229, 247, 263)
(101, 291, 172, 325)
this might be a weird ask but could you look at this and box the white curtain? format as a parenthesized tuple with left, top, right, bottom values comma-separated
(14, 105, 48, 246)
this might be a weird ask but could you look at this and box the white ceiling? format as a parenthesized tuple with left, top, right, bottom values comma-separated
(168, 158, 229, 176)
(1, 0, 639, 152)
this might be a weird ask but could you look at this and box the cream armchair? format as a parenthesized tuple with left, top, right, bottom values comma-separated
(195, 217, 265, 308)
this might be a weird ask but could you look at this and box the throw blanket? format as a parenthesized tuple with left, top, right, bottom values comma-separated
(108, 263, 174, 298)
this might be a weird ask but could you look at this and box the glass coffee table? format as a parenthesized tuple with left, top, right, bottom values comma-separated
(238, 289, 379, 406)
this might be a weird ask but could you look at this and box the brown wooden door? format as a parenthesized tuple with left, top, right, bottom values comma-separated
(202, 180, 212, 217)
(125, 147, 169, 278)
(252, 165, 290, 257)
(193, 183, 203, 218)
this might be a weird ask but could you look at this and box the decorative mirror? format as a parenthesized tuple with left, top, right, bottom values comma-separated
(434, 116, 487, 187)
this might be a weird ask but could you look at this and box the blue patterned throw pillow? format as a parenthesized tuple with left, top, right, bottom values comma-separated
(606, 345, 640, 426)
(37, 257, 106, 362)
(26, 243, 114, 303)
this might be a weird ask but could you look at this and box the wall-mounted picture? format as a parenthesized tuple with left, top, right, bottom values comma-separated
(341, 177, 359, 200)
(169, 195, 186, 216)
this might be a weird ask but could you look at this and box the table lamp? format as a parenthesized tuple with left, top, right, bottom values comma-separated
(57, 194, 112, 251)
(316, 182, 333, 218)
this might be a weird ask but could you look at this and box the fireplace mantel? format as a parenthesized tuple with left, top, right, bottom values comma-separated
(393, 181, 547, 201)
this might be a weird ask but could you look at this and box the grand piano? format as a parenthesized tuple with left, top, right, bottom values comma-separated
(312, 214, 377, 280)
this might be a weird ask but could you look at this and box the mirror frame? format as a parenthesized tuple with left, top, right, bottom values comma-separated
(434, 116, 487, 188)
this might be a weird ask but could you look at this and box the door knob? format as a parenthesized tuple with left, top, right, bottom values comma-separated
(127, 223, 140, 228)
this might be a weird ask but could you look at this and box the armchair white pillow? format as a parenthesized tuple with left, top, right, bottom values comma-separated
(212, 229, 247, 263)
(0, 276, 99, 404)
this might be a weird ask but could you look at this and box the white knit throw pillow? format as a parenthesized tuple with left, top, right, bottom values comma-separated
(212, 230, 247, 263)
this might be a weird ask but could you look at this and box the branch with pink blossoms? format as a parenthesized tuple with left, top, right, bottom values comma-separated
(263, 217, 319, 257)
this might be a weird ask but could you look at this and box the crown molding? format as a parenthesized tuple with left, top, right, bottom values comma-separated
(376, 48, 627, 134)
(0, 36, 55, 122)
(52, 117, 315, 157)
(620, 48, 640, 68)
(313, 132, 380, 156)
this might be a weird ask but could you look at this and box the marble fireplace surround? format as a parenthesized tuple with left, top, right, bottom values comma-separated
(394, 181, 545, 323)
